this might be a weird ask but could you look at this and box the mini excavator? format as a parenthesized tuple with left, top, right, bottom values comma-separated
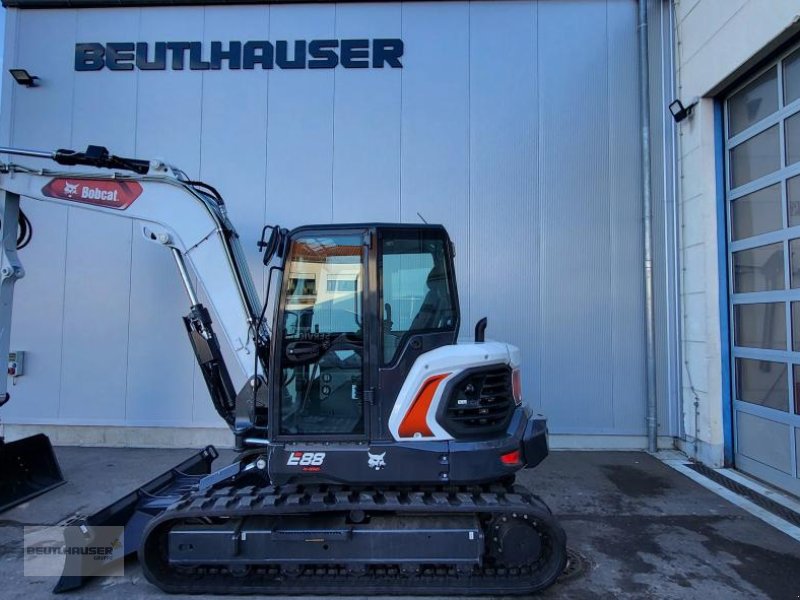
(0, 145, 566, 595)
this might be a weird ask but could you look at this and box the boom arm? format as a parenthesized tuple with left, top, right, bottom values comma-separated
(0, 148, 266, 431)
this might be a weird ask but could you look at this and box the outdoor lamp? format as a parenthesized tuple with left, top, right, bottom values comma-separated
(9, 69, 39, 87)
(669, 98, 697, 123)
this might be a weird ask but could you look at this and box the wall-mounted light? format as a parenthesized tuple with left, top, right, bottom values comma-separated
(9, 69, 39, 87)
(669, 97, 698, 123)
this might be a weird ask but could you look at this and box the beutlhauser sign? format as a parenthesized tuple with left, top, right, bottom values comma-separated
(75, 39, 404, 71)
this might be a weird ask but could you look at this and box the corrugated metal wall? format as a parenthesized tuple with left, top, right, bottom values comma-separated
(0, 0, 663, 437)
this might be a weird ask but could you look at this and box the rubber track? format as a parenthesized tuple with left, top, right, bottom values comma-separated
(140, 482, 567, 596)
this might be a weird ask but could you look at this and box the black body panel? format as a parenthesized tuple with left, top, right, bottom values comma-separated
(265, 408, 548, 486)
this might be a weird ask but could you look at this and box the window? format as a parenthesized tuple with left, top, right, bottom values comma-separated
(287, 275, 316, 300)
(734, 303, 786, 350)
(380, 230, 457, 363)
(729, 125, 780, 188)
(326, 276, 358, 293)
(736, 358, 788, 413)
(732, 243, 784, 293)
(727, 66, 778, 137)
(730, 184, 781, 240)
(278, 234, 365, 436)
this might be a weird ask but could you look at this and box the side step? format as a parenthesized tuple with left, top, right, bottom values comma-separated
(0, 434, 65, 513)
(53, 445, 218, 594)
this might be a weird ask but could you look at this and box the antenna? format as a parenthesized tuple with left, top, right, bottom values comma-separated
(416, 212, 428, 224)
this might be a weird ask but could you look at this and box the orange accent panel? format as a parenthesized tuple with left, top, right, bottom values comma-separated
(398, 373, 451, 438)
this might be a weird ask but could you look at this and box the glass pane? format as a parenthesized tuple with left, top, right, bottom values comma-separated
(796, 428, 800, 473)
(788, 176, 800, 227)
(786, 112, 800, 166)
(728, 66, 778, 137)
(736, 357, 788, 412)
(279, 233, 365, 436)
(791, 239, 800, 288)
(380, 230, 458, 364)
(734, 303, 786, 350)
(784, 48, 800, 106)
(732, 243, 784, 293)
(792, 303, 800, 352)
(731, 183, 782, 239)
(730, 125, 780, 188)
(794, 369, 800, 414)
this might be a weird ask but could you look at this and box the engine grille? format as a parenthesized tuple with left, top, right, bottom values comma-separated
(440, 366, 514, 439)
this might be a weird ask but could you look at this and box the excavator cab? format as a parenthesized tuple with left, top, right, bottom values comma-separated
(271, 225, 458, 442)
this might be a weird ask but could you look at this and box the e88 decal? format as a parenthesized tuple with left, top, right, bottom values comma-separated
(286, 451, 326, 466)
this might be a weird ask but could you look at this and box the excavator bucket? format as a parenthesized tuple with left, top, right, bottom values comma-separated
(53, 445, 218, 593)
(0, 434, 65, 513)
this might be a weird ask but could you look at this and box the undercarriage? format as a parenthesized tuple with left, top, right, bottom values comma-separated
(141, 481, 566, 595)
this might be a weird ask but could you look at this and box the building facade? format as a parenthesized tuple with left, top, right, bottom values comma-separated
(1, 0, 799, 496)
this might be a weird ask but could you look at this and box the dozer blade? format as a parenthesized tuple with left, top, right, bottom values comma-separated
(53, 445, 218, 594)
(0, 434, 65, 513)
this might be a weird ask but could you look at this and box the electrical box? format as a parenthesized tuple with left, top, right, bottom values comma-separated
(8, 351, 24, 378)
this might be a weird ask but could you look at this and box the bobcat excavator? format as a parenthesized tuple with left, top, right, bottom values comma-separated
(0, 144, 567, 595)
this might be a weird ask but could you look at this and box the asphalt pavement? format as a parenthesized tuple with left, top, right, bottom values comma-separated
(1, 447, 799, 599)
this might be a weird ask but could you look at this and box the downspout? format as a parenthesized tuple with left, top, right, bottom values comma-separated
(639, 0, 658, 453)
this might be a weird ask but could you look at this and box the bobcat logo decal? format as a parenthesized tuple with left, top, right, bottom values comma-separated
(367, 451, 386, 471)
(63, 181, 79, 197)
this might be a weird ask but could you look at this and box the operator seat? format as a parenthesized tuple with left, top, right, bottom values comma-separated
(409, 263, 451, 331)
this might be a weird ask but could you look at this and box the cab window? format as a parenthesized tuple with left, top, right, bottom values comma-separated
(380, 231, 457, 364)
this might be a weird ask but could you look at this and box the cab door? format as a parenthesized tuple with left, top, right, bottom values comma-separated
(374, 227, 460, 439)
(271, 229, 370, 440)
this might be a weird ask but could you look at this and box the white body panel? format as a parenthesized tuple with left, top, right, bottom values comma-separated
(388, 340, 520, 441)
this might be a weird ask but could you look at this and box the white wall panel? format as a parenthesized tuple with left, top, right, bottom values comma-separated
(3, 199, 67, 422)
(193, 5, 271, 424)
(538, 0, 614, 433)
(0, 9, 19, 146)
(468, 1, 539, 409)
(400, 1, 470, 328)
(130, 7, 204, 424)
(200, 5, 270, 295)
(6, 10, 76, 423)
(332, 3, 401, 222)
(608, 0, 646, 432)
(57, 9, 139, 424)
(265, 4, 335, 228)
(11, 10, 75, 152)
(59, 209, 132, 421)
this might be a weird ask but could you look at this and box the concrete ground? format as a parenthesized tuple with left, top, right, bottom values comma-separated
(1, 448, 800, 599)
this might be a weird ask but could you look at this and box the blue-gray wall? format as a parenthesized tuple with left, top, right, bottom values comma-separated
(1, 0, 671, 439)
